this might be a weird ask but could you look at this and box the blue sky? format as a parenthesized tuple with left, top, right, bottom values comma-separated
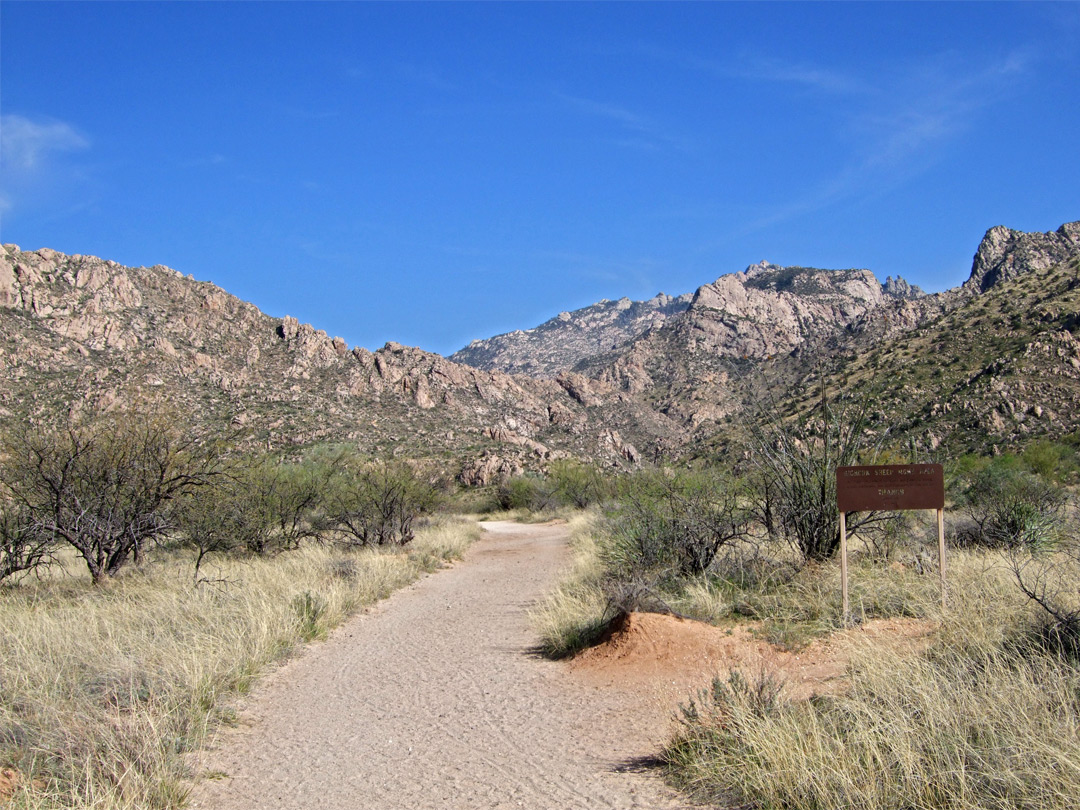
(2, 2, 1078, 356)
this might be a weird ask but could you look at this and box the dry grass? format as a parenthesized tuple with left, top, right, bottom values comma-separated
(528, 511, 613, 657)
(532, 521, 955, 656)
(666, 555, 1080, 810)
(535, 512, 1080, 808)
(0, 515, 480, 809)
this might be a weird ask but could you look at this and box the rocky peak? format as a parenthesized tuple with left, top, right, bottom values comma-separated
(686, 263, 889, 352)
(449, 289, 693, 378)
(964, 221, 1080, 294)
(882, 275, 924, 299)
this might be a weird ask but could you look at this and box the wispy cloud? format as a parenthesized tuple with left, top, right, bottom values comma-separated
(0, 114, 92, 216)
(394, 62, 458, 93)
(554, 91, 690, 152)
(181, 153, 228, 169)
(1, 114, 89, 171)
(695, 52, 870, 96)
(624, 43, 870, 96)
(684, 49, 1036, 249)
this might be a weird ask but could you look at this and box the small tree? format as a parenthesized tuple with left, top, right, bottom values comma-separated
(548, 459, 611, 508)
(0, 410, 219, 584)
(175, 450, 341, 572)
(496, 474, 558, 512)
(0, 502, 56, 582)
(329, 457, 438, 546)
(603, 467, 749, 580)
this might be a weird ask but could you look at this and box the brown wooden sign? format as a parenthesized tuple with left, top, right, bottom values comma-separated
(836, 464, 944, 512)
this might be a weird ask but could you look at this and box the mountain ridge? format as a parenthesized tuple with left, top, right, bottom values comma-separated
(2, 219, 1077, 477)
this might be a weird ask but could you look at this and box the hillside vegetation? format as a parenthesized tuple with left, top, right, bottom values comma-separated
(799, 255, 1080, 457)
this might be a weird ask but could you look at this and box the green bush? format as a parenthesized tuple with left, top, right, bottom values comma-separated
(958, 462, 1067, 550)
(601, 468, 749, 581)
(174, 451, 338, 569)
(495, 474, 557, 512)
(547, 459, 611, 508)
(327, 456, 439, 546)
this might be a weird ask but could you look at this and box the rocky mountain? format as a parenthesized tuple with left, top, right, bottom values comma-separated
(2, 220, 1077, 480)
(0, 246, 681, 480)
(761, 249, 1080, 460)
(963, 221, 1080, 294)
(568, 262, 929, 431)
(449, 291, 692, 377)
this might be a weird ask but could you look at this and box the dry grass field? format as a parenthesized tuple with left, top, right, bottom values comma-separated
(0, 517, 479, 809)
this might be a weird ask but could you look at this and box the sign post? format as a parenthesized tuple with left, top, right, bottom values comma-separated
(836, 464, 946, 621)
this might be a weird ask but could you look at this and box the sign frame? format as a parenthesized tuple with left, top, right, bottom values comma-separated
(835, 463, 946, 620)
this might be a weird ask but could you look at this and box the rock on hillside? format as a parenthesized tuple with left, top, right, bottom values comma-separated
(0, 245, 683, 474)
(964, 221, 1080, 294)
(450, 292, 692, 378)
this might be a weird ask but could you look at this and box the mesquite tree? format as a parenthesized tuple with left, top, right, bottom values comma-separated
(328, 457, 438, 546)
(0, 502, 56, 582)
(0, 410, 219, 584)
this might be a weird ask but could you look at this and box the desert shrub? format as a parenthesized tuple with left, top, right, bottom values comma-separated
(0, 409, 220, 584)
(746, 379, 889, 562)
(958, 462, 1067, 550)
(547, 459, 612, 508)
(328, 456, 439, 546)
(495, 474, 558, 512)
(1008, 530, 1080, 659)
(173, 452, 339, 574)
(601, 467, 749, 581)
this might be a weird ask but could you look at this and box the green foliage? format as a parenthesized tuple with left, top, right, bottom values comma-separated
(547, 459, 611, 508)
(958, 460, 1067, 550)
(601, 467, 748, 580)
(291, 590, 329, 641)
(327, 456, 439, 546)
(174, 452, 339, 580)
(1022, 439, 1077, 482)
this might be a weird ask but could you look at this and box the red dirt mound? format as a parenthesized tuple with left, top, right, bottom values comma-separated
(570, 612, 934, 702)
(0, 767, 39, 804)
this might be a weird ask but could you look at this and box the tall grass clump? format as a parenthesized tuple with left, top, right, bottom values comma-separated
(666, 561, 1080, 810)
(0, 518, 478, 809)
(529, 511, 613, 657)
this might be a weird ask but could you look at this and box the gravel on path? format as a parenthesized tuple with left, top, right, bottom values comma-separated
(188, 520, 696, 810)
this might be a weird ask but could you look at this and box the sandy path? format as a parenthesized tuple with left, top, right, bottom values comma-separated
(188, 521, 695, 810)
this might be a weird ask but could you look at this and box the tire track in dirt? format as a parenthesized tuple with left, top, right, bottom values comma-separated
(188, 521, 695, 810)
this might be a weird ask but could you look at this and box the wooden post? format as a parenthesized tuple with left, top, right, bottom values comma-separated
(937, 507, 946, 609)
(839, 510, 849, 622)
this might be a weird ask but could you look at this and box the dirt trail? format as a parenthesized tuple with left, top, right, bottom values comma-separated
(189, 521, 695, 810)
